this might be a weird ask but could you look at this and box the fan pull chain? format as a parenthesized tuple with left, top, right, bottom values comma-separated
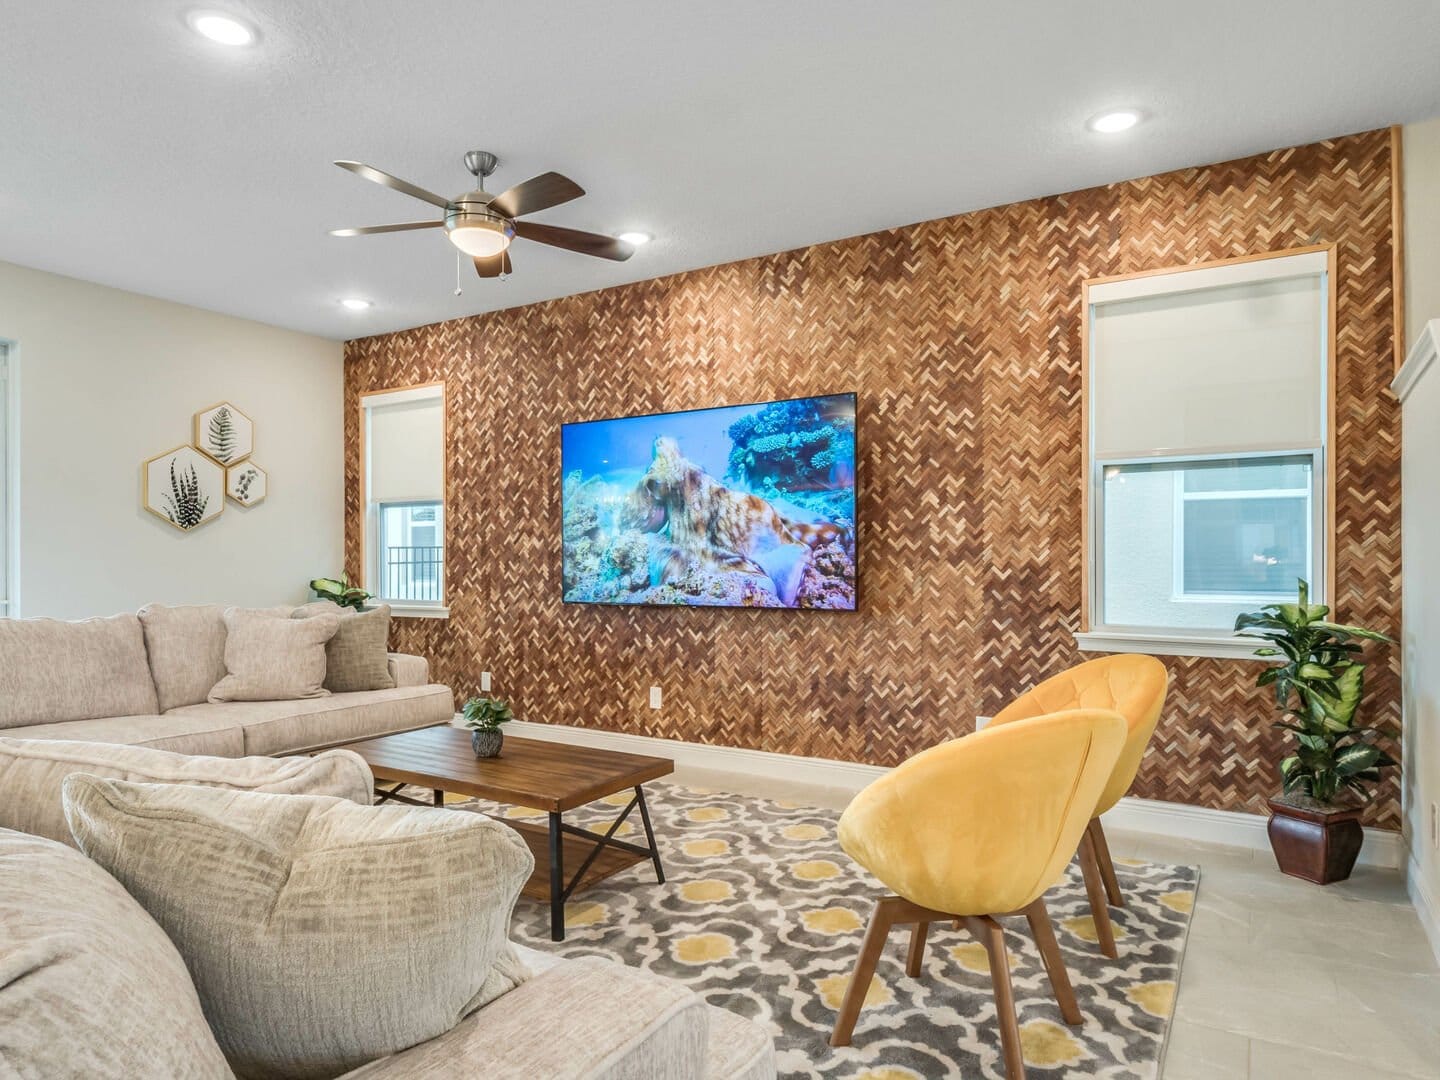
(454, 248, 462, 297)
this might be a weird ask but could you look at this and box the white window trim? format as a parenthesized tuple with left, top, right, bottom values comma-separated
(1081, 249, 1332, 659)
(360, 383, 448, 619)
(0, 341, 16, 618)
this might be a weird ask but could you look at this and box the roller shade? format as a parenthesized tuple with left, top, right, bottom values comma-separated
(364, 386, 443, 503)
(1089, 253, 1326, 460)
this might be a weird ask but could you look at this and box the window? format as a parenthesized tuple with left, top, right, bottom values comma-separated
(0, 341, 11, 617)
(1081, 250, 1330, 657)
(362, 384, 446, 615)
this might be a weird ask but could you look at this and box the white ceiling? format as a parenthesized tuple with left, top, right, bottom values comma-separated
(3, 1, 1439, 341)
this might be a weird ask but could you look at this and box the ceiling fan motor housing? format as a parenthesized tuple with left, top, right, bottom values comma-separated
(445, 189, 515, 255)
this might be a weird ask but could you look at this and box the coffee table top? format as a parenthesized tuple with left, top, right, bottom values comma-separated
(342, 725, 675, 812)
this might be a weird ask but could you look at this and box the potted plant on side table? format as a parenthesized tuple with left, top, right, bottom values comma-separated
(460, 696, 514, 759)
(1234, 578, 1396, 884)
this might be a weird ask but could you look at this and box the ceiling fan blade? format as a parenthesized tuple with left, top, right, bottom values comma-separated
(473, 251, 513, 278)
(489, 172, 585, 219)
(513, 221, 634, 261)
(333, 161, 451, 209)
(329, 221, 442, 236)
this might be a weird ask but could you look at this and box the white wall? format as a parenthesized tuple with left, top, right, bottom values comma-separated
(0, 260, 343, 619)
(1400, 117, 1440, 958)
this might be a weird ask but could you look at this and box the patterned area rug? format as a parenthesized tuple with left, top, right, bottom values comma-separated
(417, 781, 1198, 1079)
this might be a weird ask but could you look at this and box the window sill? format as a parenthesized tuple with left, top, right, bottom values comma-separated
(1074, 630, 1268, 661)
(380, 604, 449, 620)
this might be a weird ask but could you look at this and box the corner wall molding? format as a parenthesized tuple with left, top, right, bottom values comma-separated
(1392, 318, 1439, 403)
(496, 718, 1403, 870)
(1409, 854, 1440, 968)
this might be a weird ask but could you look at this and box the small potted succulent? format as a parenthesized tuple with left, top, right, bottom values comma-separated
(460, 696, 513, 759)
(1234, 579, 1396, 884)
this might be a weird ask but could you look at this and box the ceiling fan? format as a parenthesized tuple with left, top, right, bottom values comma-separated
(329, 150, 634, 278)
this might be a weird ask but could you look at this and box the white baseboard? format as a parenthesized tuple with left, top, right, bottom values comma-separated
(1408, 855, 1440, 967)
(498, 719, 1403, 870)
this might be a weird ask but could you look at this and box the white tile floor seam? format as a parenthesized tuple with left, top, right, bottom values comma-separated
(668, 764, 1440, 1080)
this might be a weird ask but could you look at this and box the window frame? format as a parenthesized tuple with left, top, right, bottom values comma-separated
(359, 382, 448, 619)
(1078, 246, 1336, 660)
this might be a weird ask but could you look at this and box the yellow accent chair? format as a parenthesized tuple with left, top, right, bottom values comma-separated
(989, 654, 1169, 959)
(830, 709, 1127, 1079)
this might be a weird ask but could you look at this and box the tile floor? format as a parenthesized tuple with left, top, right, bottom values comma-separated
(670, 764, 1440, 1079)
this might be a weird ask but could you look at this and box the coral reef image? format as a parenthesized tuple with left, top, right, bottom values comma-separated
(562, 394, 857, 609)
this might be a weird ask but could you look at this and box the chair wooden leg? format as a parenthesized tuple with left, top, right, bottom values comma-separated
(830, 897, 897, 1047)
(1023, 897, 1081, 1025)
(1088, 818, 1124, 908)
(963, 915, 1026, 1080)
(1077, 829, 1119, 959)
(906, 921, 929, 978)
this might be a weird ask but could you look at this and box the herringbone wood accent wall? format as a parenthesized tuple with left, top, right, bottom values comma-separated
(346, 130, 1402, 828)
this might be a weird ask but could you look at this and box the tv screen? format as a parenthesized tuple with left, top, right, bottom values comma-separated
(562, 393, 857, 608)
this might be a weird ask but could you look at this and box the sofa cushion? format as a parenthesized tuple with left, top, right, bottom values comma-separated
(170, 684, 455, 756)
(209, 608, 340, 703)
(0, 613, 159, 729)
(0, 737, 372, 846)
(0, 712, 246, 756)
(293, 603, 396, 693)
(388, 652, 430, 688)
(0, 827, 235, 1079)
(138, 603, 293, 711)
(336, 956, 708, 1080)
(64, 777, 533, 1080)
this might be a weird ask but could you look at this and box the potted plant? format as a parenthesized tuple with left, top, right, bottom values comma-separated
(1234, 579, 1396, 884)
(460, 696, 514, 759)
(309, 574, 372, 611)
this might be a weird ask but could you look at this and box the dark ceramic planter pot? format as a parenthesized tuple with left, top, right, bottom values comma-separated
(1266, 796, 1364, 884)
(470, 729, 504, 759)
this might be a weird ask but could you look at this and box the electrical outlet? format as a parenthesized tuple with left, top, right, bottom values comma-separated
(480, 671, 491, 692)
(1431, 802, 1438, 852)
(649, 685, 662, 710)
(975, 715, 991, 730)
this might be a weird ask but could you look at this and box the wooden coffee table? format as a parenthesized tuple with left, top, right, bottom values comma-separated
(342, 725, 674, 940)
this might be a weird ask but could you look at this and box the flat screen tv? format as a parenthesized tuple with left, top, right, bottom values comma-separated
(562, 393, 856, 608)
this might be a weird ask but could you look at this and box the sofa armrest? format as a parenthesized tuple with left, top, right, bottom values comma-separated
(339, 957, 708, 1080)
(386, 653, 429, 688)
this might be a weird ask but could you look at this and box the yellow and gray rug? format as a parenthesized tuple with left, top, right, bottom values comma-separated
(427, 781, 1197, 1079)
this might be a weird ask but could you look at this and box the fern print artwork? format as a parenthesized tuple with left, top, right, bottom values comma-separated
(195, 401, 254, 466)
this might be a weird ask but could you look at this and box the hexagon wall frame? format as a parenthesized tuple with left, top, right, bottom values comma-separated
(143, 445, 224, 532)
(226, 461, 268, 507)
(194, 401, 254, 466)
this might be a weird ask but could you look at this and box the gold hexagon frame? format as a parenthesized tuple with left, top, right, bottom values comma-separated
(193, 401, 254, 466)
(226, 460, 268, 507)
(143, 444, 225, 532)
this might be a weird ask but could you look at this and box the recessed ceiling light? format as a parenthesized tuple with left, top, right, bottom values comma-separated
(618, 231, 652, 246)
(339, 297, 372, 311)
(186, 10, 257, 46)
(1088, 109, 1142, 134)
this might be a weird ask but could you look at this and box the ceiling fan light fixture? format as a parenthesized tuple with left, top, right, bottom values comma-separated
(446, 218, 513, 258)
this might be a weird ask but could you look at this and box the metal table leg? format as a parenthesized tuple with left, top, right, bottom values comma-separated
(548, 810, 565, 941)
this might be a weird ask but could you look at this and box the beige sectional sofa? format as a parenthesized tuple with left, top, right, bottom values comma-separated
(0, 605, 455, 754)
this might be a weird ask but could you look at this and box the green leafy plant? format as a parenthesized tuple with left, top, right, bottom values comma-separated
(460, 696, 514, 732)
(1234, 578, 1396, 805)
(162, 458, 210, 529)
(309, 574, 371, 610)
(208, 406, 238, 463)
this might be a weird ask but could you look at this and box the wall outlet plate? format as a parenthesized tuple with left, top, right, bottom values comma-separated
(975, 715, 991, 730)
(649, 685, 662, 710)
(480, 671, 491, 692)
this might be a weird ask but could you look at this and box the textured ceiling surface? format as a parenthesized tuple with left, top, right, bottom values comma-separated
(3, 0, 1439, 340)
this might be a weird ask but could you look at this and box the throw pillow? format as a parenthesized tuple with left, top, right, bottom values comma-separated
(138, 603, 294, 712)
(292, 603, 395, 693)
(0, 827, 235, 1079)
(0, 737, 373, 846)
(63, 777, 534, 1080)
(208, 608, 340, 702)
